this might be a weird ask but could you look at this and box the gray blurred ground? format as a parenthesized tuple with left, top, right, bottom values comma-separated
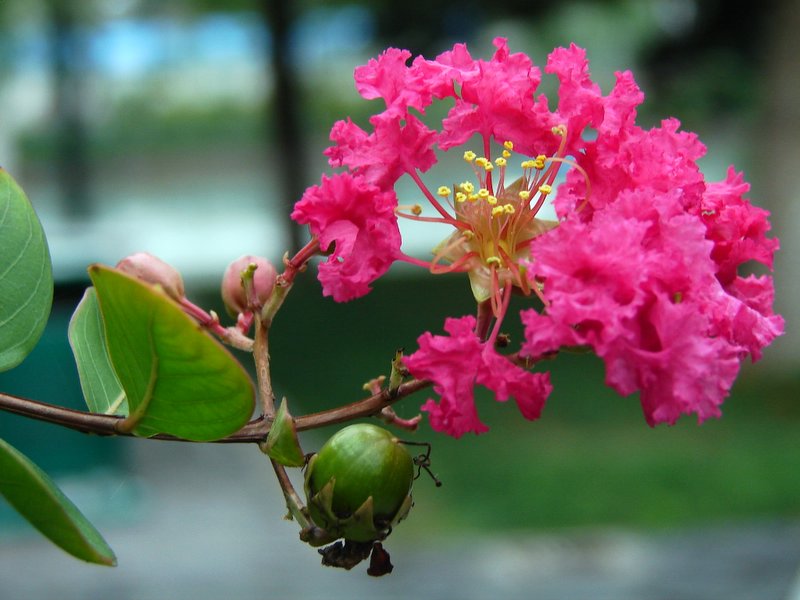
(1, 440, 799, 600)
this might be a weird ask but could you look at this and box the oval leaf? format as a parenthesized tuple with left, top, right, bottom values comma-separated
(264, 398, 305, 467)
(0, 438, 117, 566)
(0, 168, 54, 372)
(68, 287, 128, 415)
(89, 264, 255, 441)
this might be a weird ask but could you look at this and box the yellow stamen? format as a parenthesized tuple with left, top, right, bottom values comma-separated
(460, 181, 475, 194)
(487, 195, 498, 206)
(437, 185, 451, 197)
(502, 149, 511, 158)
(491, 206, 505, 217)
(538, 184, 552, 195)
(503, 140, 514, 151)
(477, 188, 490, 199)
(518, 190, 531, 201)
(463, 150, 477, 162)
(483, 162, 494, 172)
(475, 157, 489, 168)
(495, 157, 507, 167)
(504, 204, 515, 214)
(455, 192, 467, 203)
(486, 256, 502, 267)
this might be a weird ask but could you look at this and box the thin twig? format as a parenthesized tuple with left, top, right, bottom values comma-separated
(252, 314, 275, 418)
(0, 380, 431, 443)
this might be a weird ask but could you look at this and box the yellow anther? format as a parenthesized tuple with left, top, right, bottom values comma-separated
(518, 190, 531, 201)
(487, 195, 498, 205)
(411, 204, 423, 216)
(533, 158, 545, 170)
(495, 157, 507, 167)
(460, 181, 475, 193)
(467, 194, 479, 202)
(437, 185, 451, 197)
(486, 256, 503, 267)
(538, 184, 552, 195)
(504, 204, 515, 214)
(463, 150, 477, 162)
(521, 159, 536, 169)
(455, 192, 467, 203)
(483, 162, 494, 172)
(477, 188, 490, 199)
(491, 206, 505, 217)
(475, 157, 489, 167)
(552, 124, 566, 136)
(503, 140, 514, 150)
(502, 150, 511, 158)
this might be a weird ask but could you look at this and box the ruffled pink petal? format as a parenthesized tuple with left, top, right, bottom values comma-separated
(477, 348, 552, 421)
(405, 316, 551, 437)
(404, 316, 488, 438)
(325, 113, 437, 188)
(355, 47, 433, 117)
(291, 173, 400, 302)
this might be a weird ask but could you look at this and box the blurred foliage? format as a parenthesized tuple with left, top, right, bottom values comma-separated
(2, 0, 777, 168)
(17, 102, 266, 163)
(641, 0, 771, 131)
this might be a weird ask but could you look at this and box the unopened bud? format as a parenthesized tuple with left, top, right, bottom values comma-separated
(221, 255, 277, 316)
(116, 252, 185, 301)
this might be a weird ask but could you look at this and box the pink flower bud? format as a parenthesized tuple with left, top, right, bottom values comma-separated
(221, 255, 277, 316)
(116, 252, 185, 301)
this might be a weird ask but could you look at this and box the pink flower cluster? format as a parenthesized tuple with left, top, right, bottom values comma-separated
(291, 39, 783, 437)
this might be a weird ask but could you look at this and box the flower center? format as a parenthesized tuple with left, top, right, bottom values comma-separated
(398, 127, 575, 313)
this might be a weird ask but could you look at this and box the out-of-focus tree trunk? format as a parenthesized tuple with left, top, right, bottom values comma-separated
(759, 0, 800, 369)
(47, 0, 91, 218)
(259, 0, 305, 255)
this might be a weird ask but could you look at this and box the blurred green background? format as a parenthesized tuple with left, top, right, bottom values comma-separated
(1, 0, 798, 542)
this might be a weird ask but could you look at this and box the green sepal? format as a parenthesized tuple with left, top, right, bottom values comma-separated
(263, 398, 305, 467)
(389, 493, 414, 529)
(308, 476, 386, 543)
(343, 496, 379, 543)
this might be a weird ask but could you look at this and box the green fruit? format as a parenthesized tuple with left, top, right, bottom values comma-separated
(305, 424, 414, 542)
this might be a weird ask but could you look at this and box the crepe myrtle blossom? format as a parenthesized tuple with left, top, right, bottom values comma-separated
(292, 39, 783, 437)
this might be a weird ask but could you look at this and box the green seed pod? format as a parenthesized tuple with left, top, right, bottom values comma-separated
(304, 424, 414, 543)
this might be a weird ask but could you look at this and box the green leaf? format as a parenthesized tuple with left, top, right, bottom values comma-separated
(263, 398, 305, 467)
(68, 287, 128, 415)
(0, 438, 117, 566)
(89, 264, 255, 441)
(0, 168, 54, 372)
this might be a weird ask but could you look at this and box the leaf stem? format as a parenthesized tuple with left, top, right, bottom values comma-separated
(266, 456, 313, 528)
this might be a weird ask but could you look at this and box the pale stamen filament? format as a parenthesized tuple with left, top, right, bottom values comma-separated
(430, 248, 478, 274)
(395, 207, 464, 228)
(488, 280, 514, 344)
